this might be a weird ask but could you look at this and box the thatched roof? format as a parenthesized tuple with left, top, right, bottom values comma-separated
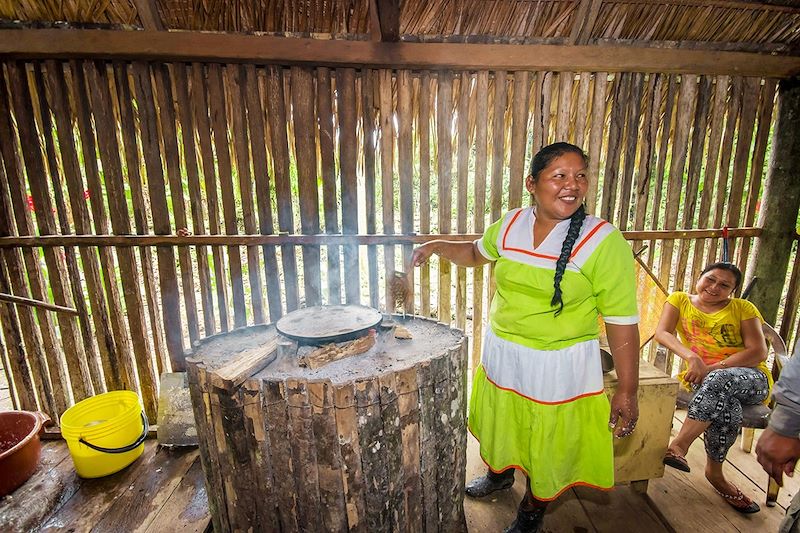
(3, 1, 800, 55)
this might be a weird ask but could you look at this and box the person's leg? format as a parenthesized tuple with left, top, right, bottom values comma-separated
(667, 417, 711, 458)
(465, 467, 515, 498)
(504, 477, 547, 533)
(665, 376, 718, 459)
(699, 368, 768, 511)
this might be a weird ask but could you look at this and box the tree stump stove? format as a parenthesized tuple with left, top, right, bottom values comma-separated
(186, 305, 468, 532)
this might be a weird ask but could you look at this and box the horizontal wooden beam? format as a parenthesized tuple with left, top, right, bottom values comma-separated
(0, 228, 763, 248)
(0, 30, 798, 77)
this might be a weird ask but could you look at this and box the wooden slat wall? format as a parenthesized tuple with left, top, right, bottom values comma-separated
(0, 61, 781, 417)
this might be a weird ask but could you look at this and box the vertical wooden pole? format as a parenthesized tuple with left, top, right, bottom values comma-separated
(740, 80, 778, 284)
(363, 70, 380, 310)
(378, 69, 396, 311)
(265, 66, 300, 312)
(586, 72, 607, 214)
(489, 71, 507, 222)
(616, 72, 643, 231)
(508, 71, 529, 210)
(691, 76, 729, 283)
(707, 77, 742, 267)
(601, 72, 631, 222)
(112, 61, 169, 375)
(455, 72, 472, 330)
(675, 76, 712, 291)
(658, 74, 698, 290)
(437, 71, 453, 324)
(398, 70, 415, 315)
(749, 78, 800, 325)
(472, 71, 490, 371)
(318, 68, 342, 304)
(291, 66, 323, 307)
(647, 76, 677, 269)
(337, 68, 361, 305)
(632, 74, 662, 252)
(418, 72, 431, 316)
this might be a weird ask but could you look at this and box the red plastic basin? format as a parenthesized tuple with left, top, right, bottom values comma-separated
(0, 411, 50, 497)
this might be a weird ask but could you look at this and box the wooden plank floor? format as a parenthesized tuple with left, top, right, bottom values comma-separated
(1, 407, 794, 532)
(0, 440, 209, 533)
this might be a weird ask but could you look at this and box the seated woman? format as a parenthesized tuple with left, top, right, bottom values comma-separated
(656, 262, 771, 514)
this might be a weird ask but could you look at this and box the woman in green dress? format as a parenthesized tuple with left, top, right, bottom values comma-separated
(411, 142, 640, 532)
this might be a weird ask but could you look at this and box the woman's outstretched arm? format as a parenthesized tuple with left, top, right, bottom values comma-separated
(410, 240, 492, 268)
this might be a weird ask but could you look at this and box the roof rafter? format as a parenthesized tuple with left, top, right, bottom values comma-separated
(0, 29, 798, 77)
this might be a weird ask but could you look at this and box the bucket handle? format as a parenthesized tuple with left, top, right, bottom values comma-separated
(79, 411, 149, 454)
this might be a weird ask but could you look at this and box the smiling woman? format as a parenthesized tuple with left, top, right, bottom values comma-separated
(410, 142, 640, 533)
(656, 262, 770, 514)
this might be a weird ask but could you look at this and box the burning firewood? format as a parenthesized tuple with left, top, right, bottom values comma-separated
(298, 329, 377, 369)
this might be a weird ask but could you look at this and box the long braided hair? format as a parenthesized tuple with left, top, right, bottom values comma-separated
(529, 142, 588, 316)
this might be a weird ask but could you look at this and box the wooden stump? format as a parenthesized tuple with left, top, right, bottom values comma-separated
(186, 315, 468, 532)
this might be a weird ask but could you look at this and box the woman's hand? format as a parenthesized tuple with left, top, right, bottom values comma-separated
(410, 242, 440, 268)
(684, 355, 710, 384)
(609, 390, 639, 438)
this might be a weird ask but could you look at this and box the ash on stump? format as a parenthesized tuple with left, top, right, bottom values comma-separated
(186, 306, 468, 533)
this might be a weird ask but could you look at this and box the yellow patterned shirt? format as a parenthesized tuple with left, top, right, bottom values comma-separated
(666, 291, 772, 393)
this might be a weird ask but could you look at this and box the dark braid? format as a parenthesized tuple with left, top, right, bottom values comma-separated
(528, 142, 590, 316)
(551, 204, 587, 315)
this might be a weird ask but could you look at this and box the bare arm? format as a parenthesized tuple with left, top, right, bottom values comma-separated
(606, 323, 640, 437)
(655, 302, 767, 384)
(410, 240, 492, 269)
(707, 317, 767, 370)
(654, 301, 713, 384)
(654, 302, 698, 363)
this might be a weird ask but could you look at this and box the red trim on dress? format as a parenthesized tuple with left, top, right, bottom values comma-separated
(500, 209, 609, 261)
(570, 220, 608, 257)
(484, 372, 605, 405)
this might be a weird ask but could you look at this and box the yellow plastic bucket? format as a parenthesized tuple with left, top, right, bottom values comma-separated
(60, 390, 148, 478)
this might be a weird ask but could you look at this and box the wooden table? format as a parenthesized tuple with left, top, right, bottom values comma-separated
(604, 359, 679, 492)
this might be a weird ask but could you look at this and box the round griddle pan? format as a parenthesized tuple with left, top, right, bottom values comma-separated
(275, 305, 383, 345)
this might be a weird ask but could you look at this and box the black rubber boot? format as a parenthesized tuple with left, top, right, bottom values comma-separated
(502, 507, 546, 533)
(464, 468, 515, 498)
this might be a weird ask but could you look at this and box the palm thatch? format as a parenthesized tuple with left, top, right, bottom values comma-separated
(2, 1, 800, 54)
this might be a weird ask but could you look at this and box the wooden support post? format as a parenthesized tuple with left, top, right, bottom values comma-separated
(749, 78, 800, 325)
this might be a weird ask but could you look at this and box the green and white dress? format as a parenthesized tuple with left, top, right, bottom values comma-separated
(468, 206, 638, 500)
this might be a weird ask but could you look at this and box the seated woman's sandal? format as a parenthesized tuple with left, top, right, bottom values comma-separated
(662, 450, 690, 472)
(714, 487, 760, 514)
